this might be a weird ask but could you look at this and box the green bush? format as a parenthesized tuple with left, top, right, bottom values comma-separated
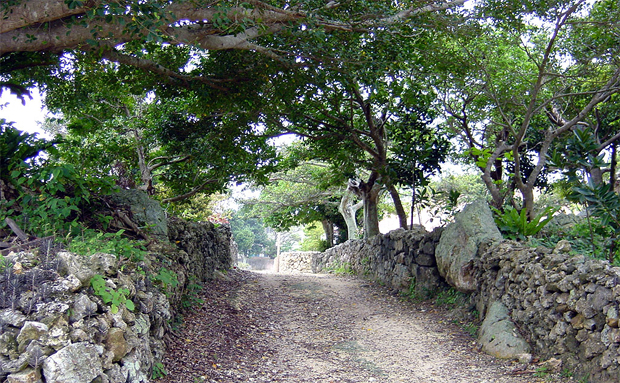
(326, 261, 354, 275)
(68, 229, 147, 261)
(181, 276, 204, 310)
(531, 219, 612, 261)
(151, 267, 179, 296)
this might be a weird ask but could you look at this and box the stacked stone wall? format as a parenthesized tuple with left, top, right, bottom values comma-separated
(0, 217, 233, 383)
(474, 240, 620, 382)
(313, 226, 446, 296)
(278, 251, 319, 273)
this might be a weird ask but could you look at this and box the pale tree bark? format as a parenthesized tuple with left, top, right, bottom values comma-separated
(1, 0, 469, 81)
(338, 187, 363, 240)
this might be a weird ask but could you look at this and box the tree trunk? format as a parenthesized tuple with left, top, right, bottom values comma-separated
(362, 183, 382, 238)
(338, 189, 363, 240)
(321, 219, 334, 248)
(590, 167, 604, 186)
(387, 183, 407, 229)
(520, 185, 536, 220)
(348, 177, 382, 239)
(133, 129, 154, 194)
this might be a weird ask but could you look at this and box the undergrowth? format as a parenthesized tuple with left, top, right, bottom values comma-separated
(326, 261, 355, 276)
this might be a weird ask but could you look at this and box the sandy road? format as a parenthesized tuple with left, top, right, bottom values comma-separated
(161, 271, 567, 383)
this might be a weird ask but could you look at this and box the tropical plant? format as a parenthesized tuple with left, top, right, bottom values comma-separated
(492, 206, 559, 241)
(438, 0, 620, 218)
(68, 229, 147, 261)
(570, 181, 620, 263)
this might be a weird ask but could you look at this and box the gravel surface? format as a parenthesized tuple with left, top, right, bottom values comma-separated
(159, 270, 571, 383)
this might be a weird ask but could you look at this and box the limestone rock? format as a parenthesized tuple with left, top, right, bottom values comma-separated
(56, 252, 94, 286)
(89, 253, 118, 277)
(70, 294, 98, 323)
(104, 364, 128, 383)
(279, 252, 319, 273)
(42, 342, 103, 383)
(6, 367, 41, 383)
(16, 322, 48, 353)
(0, 352, 30, 374)
(478, 301, 531, 359)
(109, 189, 168, 240)
(53, 275, 82, 294)
(0, 309, 27, 328)
(121, 351, 149, 383)
(0, 332, 18, 357)
(435, 200, 502, 293)
(106, 328, 128, 362)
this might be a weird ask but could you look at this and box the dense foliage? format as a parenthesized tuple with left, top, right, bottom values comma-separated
(2, 0, 620, 260)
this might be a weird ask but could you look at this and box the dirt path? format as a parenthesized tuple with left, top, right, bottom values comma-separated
(160, 270, 568, 383)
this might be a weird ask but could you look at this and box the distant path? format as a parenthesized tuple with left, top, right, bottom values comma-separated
(160, 271, 565, 383)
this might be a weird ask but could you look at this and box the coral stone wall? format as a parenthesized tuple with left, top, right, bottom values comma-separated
(0, 217, 233, 383)
(313, 227, 446, 296)
(278, 251, 319, 273)
(474, 240, 620, 382)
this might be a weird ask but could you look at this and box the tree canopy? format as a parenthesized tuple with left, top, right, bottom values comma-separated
(4, 0, 620, 251)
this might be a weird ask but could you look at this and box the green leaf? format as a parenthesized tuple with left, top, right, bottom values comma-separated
(125, 299, 135, 311)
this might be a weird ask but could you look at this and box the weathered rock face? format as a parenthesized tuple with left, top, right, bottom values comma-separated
(435, 199, 502, 293)
(109, 189, 168, 241)
(167, 218, 234, 282)
(0, 209, 233, 382)
(42, 342, 103, 383)
(314, 226, 446, 296)
(478, 301, 531, 359)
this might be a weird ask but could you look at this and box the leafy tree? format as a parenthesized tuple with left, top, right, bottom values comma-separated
(0, 122, 117, 237)
(42, 65, 279, 204)
(300, 223, 330, 252)
(0, 119, 51, 188)
(258, 16, 458, 237)
(389, 109, 451, 228)
(241, 157, 348, 247)
(230, 213, 276, 258)
(438, 0, 620, 218)
(1, 0, 468, 100)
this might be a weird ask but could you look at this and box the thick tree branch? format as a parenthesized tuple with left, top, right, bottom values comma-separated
(0, 0, 101, 34)
(98, 47, 231, 91)
(147, 155, 192, 172)
(160, 179, 219, 204)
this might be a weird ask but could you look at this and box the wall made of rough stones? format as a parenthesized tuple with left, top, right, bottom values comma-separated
(473, 240, 620, 382)
(278, 252, 319, 273)
(0, 217, 232, 383)
(313, 226, 446, 296)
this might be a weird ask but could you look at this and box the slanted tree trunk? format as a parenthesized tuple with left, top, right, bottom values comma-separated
(387, 183, 407, 229)
(339, 188, 363, 240)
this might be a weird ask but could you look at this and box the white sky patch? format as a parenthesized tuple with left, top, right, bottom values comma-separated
(0, 88, 52, 139)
